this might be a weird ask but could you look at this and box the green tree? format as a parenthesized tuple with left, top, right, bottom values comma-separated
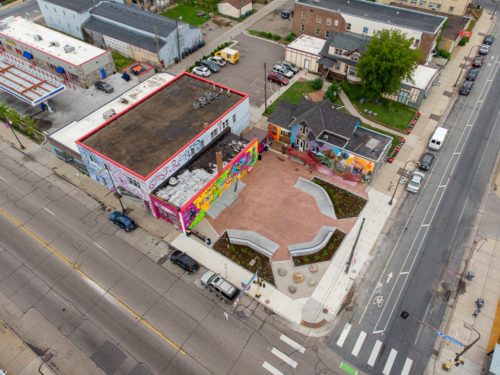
(356, 29, 423, 99)
(0, 102, 8, 121)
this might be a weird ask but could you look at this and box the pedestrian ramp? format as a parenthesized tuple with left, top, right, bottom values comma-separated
(334, 323, 414, 375)
(262, 334, 306, 375)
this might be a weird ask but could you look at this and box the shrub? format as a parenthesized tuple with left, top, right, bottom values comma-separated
(321, 250, 328, 257)
(459, 37, 469, 46)
(303, 256, 310, 262)
(273, 34, 281, 41)
(285, 32, 297, 42)
(324, 82, 341, 102)
(311, 78, 323, 90)
(314, 254, 320, 260)
(437, 49, 451, 59)
(265, 32, 272, 38)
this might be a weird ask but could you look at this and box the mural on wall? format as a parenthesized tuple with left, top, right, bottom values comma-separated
(181, 140, 258, 229)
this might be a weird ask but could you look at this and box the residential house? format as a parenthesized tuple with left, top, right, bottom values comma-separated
(217, 0, 252, 18)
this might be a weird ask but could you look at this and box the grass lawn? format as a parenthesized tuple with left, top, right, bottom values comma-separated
(264, 81, 316, 115)
(342, 83, 416, 132)
(111, 52, 137, 72)
(161, 4, 210, 26)
(359, 123, 402, 156)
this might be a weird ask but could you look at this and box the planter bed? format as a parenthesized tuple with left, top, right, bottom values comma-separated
(292, 229, 345, 266)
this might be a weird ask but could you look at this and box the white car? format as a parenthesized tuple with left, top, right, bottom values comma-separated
(192, 66, 211, 77)
(281, 61, 299, 73)
(208, 56, 226, 67)
(272, 64, 293, 78)
(407, 171, 425, 193)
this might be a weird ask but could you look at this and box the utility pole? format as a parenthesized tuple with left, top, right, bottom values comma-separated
(264, 62, 268, 112)
(5, 120, 25, 149)
(345, 218, 364, 273)
(389, 160, 416, 205)
(176, 16, 182, 62)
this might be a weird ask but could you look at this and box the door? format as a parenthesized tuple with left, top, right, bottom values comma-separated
(398, 91, 409, 104)
(100, 68, 107, 79)
(304, 59, 310, 70)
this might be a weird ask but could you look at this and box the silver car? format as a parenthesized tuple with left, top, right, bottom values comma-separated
(407, 171, 425, 193)
(281, 61, 299, 73)
(272, 64, 293, 78)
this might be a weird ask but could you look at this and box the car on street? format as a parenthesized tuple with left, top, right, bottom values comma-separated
(272, 64, 294, 78)
(170, 250, 200, 273)
(459, 80, 474, 95)
(466, 68, 480, 81)
(109, 211, 137, 232)
(483, 34, 494, 45)
(200, 59, 220, 73)
(95, 81, 114, 93)
(192, 66, 211, 77)
(479, 45, 490, 55)
(200, 270, 239, 304)
(472, 56, 483, 68)
(208, 56, 226, 67)
(418, 152, 435, 171)
(267, 72, 289, 86)
(281, 61, 299, 73)
(407, 171, 425, 193)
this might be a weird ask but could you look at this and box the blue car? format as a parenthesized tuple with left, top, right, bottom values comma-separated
(109, 211, 137, 232)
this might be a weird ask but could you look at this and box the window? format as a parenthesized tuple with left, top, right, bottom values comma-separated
(411, 0, 417, 4)
(346, 23, 351, 31)
(222, 119, 229, 129)
(299, 124, 308, 134)
(301, 11, 305, 19)
(362, 26, 369, 35)
(429, 2, 441, 8)
(232, 114, 236, 123)
(449, 6, 454, 11)
(414, 39, 420, 47)
(420, 0, 426, 5)
(349, 68, 356, 76)
(326, 17, 331, 26)
(316, 15, 322, 24)
(351, 54, 358, 62)
(88, 154, 97, 164)
(325, 30, 330, 38)
(127, 176, 141, 189)
(335, 48, 342, 55)
(200, 139, 205, 148)
(300, 24, 305, 32)
(210, 128, 218, 139)
(334, 19, 339, 27)
(315, 28, 320, 36)
(335, 61, 341, 70)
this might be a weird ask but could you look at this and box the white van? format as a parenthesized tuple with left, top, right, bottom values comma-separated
(428, 127, 448, 151)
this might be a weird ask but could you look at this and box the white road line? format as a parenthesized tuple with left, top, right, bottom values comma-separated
(262, 361, 284, 375)
(421, 224, 429, 227)
(367, 340, 383, 367)
(279, 334, 305, 354)
(382, 349, 398, 375)
(400, 271, 409, 275)
(465, 124, 474, 127)
(43, 207, 55, 216)
(401, 358, 413, 375)
(93, 242, 106, 252)
(438, 184, 447, 188)
(351, 331, 367, 357)
(415, 301, 431, 345)
(453, 152, 461, 155)
(336, 323, 351, 348)
(271, 348, 297, 368)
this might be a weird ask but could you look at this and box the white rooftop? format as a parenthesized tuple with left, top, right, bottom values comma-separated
(286, 34, 323, 55)
(50, 73, 176, 154)
(403, 65, 439, 90)
(0, 16, 109, 66)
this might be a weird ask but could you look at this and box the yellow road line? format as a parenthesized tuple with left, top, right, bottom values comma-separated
(0, 207, 185, 355)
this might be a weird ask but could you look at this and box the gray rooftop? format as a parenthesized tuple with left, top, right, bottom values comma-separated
(319, 32, 369, 67)
(83, 16, 166, 52)
(295, 0, 447, 34)
(344, 126, 392, 162)
(41, 0, 98, 12)
(90, 1, 178, 38)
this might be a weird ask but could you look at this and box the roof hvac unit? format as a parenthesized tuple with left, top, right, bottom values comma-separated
(103, 109, 117, 120)
(193, 101, 200, 109)
(33, 34, 42, 41)
(205, 91, 213, 101)
(63, 45, 75, 53)
(49, 41, 60, 47)
(198, 96, 207, 106)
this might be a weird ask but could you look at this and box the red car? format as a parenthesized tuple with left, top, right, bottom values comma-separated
(267, 72, 289, 86)
(472, 56, 483, 68)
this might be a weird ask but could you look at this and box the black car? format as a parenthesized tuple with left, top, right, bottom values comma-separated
(466, 68, 480, 81)
(95, 81, 114, 93)
(483, 34, 494, 45)
(200, 59, 220, 73)
(170, 250, 200, 273)
(418, 152, 435, 171)
(459, 80, 474, 95)
(109, 211, 137, 232)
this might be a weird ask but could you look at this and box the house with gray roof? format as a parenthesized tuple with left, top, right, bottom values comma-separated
(37, 0, 97, 38)
(267, 99, 392, 183)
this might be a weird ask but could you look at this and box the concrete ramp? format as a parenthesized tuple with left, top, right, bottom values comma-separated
(226, 229, 279, 258)
(294, 177, 336, 219)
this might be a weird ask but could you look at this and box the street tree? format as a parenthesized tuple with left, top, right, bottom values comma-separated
(356, 29, 423, 99)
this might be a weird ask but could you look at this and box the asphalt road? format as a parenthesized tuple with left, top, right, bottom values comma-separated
(0, 0, 40, 20)
(327, 24, 500, 375)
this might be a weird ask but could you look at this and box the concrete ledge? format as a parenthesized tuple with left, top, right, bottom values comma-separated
(226, 229, 279, 258)
(294, 177, 336, 219)
(288, 226, 337, 257)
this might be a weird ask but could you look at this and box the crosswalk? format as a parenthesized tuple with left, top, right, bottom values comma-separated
(335, 323, 414, 375)
(262, 334, 306, 375)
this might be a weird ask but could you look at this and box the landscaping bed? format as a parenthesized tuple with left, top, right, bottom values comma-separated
(112, 52, 136, 72)
(213, 232, 276, 286)
(292, 229, 346, 266)
(313, 177, 367, 219)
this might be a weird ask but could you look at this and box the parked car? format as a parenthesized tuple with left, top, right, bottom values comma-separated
(267, 72, 289, 86)
(208, 56, 226, 67)
(483, 34, 494, 45)
(479, 45, 490, 55)
(472, 56, 483, 68)
(95, 81, 114, 93)
(466, 68, 480, 81)
(200, 59, 220, 73)
(418, 152, 435, 171)
(281, 10, 291, 19)
(459, 80, 474, 95)
(281, 61, 299, 73)
(192, 66, 211, 77)
(109, 211, 137, 232)
(407, 171, 425, 193)
(200, 270, 239, 304)
(272, 64, 293, 78)
(170, 250, 200, 273)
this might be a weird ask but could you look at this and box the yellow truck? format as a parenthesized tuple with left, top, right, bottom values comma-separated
(215, 48, 239, 64)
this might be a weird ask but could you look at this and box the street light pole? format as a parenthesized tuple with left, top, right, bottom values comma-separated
(491, 0, 498, 19)
(5, 120, 25, 149)
(264, 62, 268, 112)
(388, 160, 416, 205)
(454, 44, 481, 87)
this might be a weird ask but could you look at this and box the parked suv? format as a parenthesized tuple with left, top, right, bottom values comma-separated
(418, 152, 435, 171)
(208, 56, 226, 67)
(200, 59, 220, 73)
(281, 61, 299, 73)
(272, 64, 293, 78)
(170, 250, 200, 273)
(267, 72, 289, 86)
(109, 211, 137, 232)
(200, 271, 239, 304)
(483, 34, 494, 45)
(95, 81, 114, 93)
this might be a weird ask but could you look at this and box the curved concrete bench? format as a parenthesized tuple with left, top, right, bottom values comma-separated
(226, 229, 279, 258)
(288, 226, 338, 257)
(294, 177, 336, 220)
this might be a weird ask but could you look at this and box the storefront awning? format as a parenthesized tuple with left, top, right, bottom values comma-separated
(317, 57, 335, 68)
(22, 51, 33, 59)
(56, 66, 65, 74)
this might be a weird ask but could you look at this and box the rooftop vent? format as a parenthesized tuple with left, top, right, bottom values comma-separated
(120, 97, 129, 104)
(193, 101, 200, 109)
(33, 34, 42, 41)
(63, 45, 75, 53)
(198, 96, 207, 106)
(205, 91, 213, 101)
(169, 177, 178, 186)
(102, 109, 116, 120)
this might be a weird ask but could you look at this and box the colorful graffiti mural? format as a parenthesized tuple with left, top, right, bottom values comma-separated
(181, 140, 258, 229)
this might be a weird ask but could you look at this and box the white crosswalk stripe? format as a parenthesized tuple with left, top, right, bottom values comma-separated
(351, 331, 367, 357)
(336, 323, 351, 348)
(262, 361, 284, 375)
(280, 334, 306, 354)
(401, 358, 413, 375)
(367, 340, 383, 367)
(382, 349, 398, 375)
